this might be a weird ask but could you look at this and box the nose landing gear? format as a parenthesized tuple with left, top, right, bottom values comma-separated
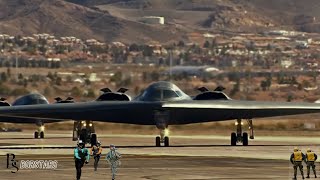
(230, 119, 253, 146)
(156, 129, 169, 147)
(34, 121, 45, 139)
(73, 120, 97, 146)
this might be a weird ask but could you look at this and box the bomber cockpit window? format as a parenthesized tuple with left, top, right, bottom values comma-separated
(163, 90, 179, 99)
(175, 91, 183, 97)
(143, 89, 161, 100)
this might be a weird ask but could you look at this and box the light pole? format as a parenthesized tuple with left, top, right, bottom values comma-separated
(15, 50, 19, 80)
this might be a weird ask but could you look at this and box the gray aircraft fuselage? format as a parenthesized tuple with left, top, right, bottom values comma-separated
(0, 81, 320, 125)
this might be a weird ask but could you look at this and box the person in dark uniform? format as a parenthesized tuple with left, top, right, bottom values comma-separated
(305, 148, 317, 178)
(290, 147, 305, 180)
(74, 140, 90, 180)
(90, 141, 102, 171)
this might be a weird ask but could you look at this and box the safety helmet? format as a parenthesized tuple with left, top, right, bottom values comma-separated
(307, 148, 312, 152)
(77, 140, 85, 147)
(294, 147, 299, 152)
(110, 144, 115, 150)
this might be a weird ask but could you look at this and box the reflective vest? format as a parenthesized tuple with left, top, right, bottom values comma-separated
(294, 151, 303, 161)
(91, 145, 102, 156)
(307, 152, 315, 161)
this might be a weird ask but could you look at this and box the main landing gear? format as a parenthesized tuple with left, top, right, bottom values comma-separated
(231, 119, 254, 146)
(73, 120, 97, 146)
(156, 128, 169, 147)
(34, 121, 45, 139)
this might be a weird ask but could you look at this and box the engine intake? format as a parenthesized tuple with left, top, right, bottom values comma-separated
(96, 88, 131, 101)
(194, 91, 230, 100)
(0, 97, 10, 106)
(193, 86, 231, 100)
(54, 97, 75, 103)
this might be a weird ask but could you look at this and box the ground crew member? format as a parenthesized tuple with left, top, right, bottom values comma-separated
(74, 140, 90, 180)
(91, 141, 102, 171)
(305, 148, 317, 178)
(290, 147, 305, 180)
(106, 144, 121, 180)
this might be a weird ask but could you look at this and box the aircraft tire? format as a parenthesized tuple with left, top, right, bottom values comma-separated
(91, 133, 97, 146)
(80, 129, 87, 143)
(164, 136, 169, 147)
(34, 131, 39, 139)
(156, 136, 161, 147)
(243, 132, 248, 146)
(231, 132, 237, 146)
(40, 131, 44, 139)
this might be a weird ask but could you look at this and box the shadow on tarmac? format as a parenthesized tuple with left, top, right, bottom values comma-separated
(0, 144, 318, 149)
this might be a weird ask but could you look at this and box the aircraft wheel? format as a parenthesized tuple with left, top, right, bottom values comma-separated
(242, 133, 249, 146)
(156, 136, 161, 147)
(40, 131, 44, 139)
(164, 136, 169, 147)
(91, 133, 97, 146)
(231, 132, 237, 146)
(34, 131, 39, 139)
(243, 132, 248, 146)
(80, 129, 87, 143)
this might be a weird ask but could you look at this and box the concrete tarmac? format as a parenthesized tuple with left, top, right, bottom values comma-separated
(0, 130, 318, 179)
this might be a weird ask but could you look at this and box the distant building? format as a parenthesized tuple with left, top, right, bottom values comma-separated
(267, 30, 297, 36)
(140, 16, 165, 25)
(166, 66, 220, 77)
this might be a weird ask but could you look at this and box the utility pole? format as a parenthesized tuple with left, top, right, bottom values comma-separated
(169, 50, 172, 82)
(15, 50, 19, 80)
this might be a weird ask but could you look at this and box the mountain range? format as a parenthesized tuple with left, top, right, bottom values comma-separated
(0, 0, 319, 43)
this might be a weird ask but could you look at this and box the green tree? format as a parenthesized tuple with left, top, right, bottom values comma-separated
(85, 79, 91, 86)
(302, 80, 311, 88)
(203, 40, 210, 48)
(44, 86, 52, 96)
(86, 89, 96, 98)
(38, 45, 47, 54)
(129, 43, 140, 51)
(177, 40, 185, 47)
(0, 72, 7, 82)
(55, 77, 62, 86)
(230, 79, 240, 96)
(0, 84, 10, 95)
(260, 80, 268, 91)
(6, 68, 11, 77)
(110, 71, 123, 82)
(47, 72, 54, 80)
(150, 71, 160, 81)
(211, 39, 217, 49)
(287, 93, 293, 102)
(142, 46, 153, 57)
(120, 77, 132, 87)
(18, 73, 23, 80)
(23, 79, 28, 87)
(71, 86, 82, 97)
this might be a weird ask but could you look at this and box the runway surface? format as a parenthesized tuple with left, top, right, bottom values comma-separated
(0, 130, 318, 179)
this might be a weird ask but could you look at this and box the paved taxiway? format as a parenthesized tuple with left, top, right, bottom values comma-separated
(0, 131, 318, 179)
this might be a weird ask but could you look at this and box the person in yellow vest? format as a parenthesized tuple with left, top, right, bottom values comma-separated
(305, 148, 317, 178)
(290, 147, 305, 180)
(90, 141, 102, 171)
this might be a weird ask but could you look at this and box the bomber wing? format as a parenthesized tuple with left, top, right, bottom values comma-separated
(0, 100, 319, 125)
(0, 101, 162, 125)
(162, 100, 320, 124)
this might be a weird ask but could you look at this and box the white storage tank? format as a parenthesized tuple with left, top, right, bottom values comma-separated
(141, 16, 165, 25)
